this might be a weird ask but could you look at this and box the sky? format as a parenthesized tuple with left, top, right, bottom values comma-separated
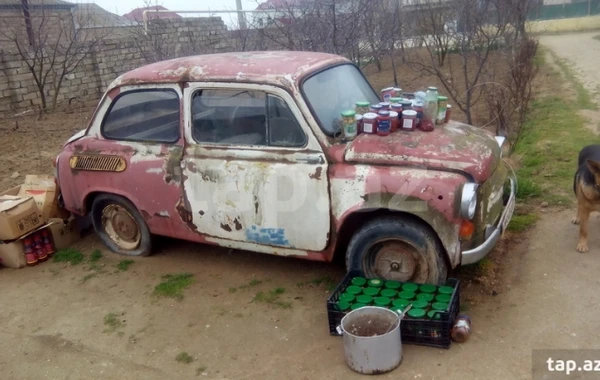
(66, 0, 263, 17)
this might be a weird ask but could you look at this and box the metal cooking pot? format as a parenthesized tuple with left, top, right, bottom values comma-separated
(336, 305, 410, 375)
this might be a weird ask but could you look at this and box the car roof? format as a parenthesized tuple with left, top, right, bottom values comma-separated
(108, 51, 349, 91)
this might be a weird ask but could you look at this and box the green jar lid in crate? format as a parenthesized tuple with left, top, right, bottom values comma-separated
(412, 300, 429, 309)
(380, 289, 397, 298)
(407, 308, 426, 319)
(392, 298, 410, 309)
(337, 301, 351, 312)
(351, 277, 367, 287)
(374, 296, 392, 307)
(402, 283, 419, 293)
(368, 279, 383, 288)
(345, 285, 362, 295)
(419, 284, 437, 293)
(351, 303, 368, 310)
(398, 291, 416, 300)
(384, 280, 402, 290)
(362, 287, 380, 296)
(435, 294, 451, 303)
(339, 293, 355, 303)
(416, 293, 434, 302)
(427, 310, 442, 320)
(431, 302, 449, 311)
(356, 295, 373, 304)
(438, 286, 454, 295)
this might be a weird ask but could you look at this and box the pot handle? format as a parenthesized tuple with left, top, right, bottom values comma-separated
(336, 325, 344, 335)
(392, 304, 412, 319)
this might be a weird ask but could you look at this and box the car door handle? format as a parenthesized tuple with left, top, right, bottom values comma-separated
(296, 155, 324, 164)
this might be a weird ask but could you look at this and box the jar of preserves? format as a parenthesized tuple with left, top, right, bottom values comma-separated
(362, 112, 378, 134)
(402, 92, 415, 100)
(370, 104, 383, 113)
(341, 110, 357, 140)
(377, 110, 391, 136)
(391, 103, 403, 115)
(393, 87, 402, 97)
(445, 104, 452, 123)
(390, 97, 403, 104)
(381, 87, 395, 102)
(451, 315, 472, 343)
(422, 86, 439, 131)
(389, 110, 398, 132)
(412, 101, 424, 128)
(436, 96, 448, 125)
(379, 102, 391, 110)
(401, 110, 417, 131)
(355, 114, 363, 134)
(355, 101, 370, 115)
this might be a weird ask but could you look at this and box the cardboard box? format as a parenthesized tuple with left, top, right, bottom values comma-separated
(0, 195, 44, 240)
(48, 217, 81, 250)
(16, 175, 70, 220)
(0, 240, 26, 268)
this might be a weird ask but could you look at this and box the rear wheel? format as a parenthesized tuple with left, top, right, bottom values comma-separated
(346, 216, 448, 285)
(91, 194, 152, 256)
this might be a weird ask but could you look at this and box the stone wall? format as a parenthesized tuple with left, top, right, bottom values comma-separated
(0, 16, 231, 118)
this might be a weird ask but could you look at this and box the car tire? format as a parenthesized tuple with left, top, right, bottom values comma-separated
(346, 216, 448, 285)
(91, 193, 152, 257)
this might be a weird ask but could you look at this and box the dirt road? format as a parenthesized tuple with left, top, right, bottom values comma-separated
(1, 32, 600, 380)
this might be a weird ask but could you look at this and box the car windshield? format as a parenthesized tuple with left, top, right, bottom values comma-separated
(302, 63, 380, 137)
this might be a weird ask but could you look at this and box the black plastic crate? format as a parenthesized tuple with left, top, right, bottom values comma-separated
(326, 270, 460, 349)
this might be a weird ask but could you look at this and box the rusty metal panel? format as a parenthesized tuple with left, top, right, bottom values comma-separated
(107, 51, 348, 93)
(344, 121, 500, 183)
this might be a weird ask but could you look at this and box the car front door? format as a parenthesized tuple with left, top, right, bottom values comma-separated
(181, 83, 330, 252)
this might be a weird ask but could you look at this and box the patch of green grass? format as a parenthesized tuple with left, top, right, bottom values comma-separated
(103, 312, 124, 333)
(513, 89, 596, 205)
(196, 365, 208, 375)
(507, 213, 538, 232)
(153, 273, 194, 301)
(550, 51, 597, 110)
(53, 248, 84, 265)
(176, 352, 193, 364)
(460, 257, 495, 279)
(89, 249, 102, 263)
(237, 279, 263, 290)
(253, 287, 292, 309)
(296, 276, 337, 291)
(117, 259, 134, 271)
(228, 287, 237, 293)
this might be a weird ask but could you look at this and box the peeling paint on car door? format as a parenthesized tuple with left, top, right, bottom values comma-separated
(181, 83, 331, 251)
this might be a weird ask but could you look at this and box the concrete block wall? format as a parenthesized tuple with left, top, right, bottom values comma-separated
(0, 16, 232, 118)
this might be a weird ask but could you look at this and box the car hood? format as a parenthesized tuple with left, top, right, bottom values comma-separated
(344, 121, 501, 183)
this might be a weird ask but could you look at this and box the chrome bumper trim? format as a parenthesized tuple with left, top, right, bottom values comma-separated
(461, 174, 516, 265)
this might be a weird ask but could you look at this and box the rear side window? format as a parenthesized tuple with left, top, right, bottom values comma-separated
(102, 90, 180, 143)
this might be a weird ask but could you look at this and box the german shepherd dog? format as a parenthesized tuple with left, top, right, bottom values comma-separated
(572, 144, 600, 252)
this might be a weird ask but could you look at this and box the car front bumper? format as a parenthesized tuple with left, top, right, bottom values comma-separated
(461, 173, 516, 265)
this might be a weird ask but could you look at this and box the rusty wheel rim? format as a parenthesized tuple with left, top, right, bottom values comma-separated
(366, 240, 429, 283)
(101, 204, 141, 251)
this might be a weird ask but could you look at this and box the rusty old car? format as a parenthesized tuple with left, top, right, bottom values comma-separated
(55, 51, 515, 285)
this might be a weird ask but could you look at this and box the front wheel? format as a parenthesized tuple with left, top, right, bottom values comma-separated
(91, 194, 152, 257)
(345, 216, 448, 285)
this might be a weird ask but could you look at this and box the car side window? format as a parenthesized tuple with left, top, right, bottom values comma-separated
(191, 89, 306, 148)
(102, 90, 180, 143)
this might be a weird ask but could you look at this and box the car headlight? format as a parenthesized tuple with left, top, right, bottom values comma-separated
(460, 183, 478, 220)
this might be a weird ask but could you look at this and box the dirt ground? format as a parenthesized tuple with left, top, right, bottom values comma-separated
(1, 32, 600, 379)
